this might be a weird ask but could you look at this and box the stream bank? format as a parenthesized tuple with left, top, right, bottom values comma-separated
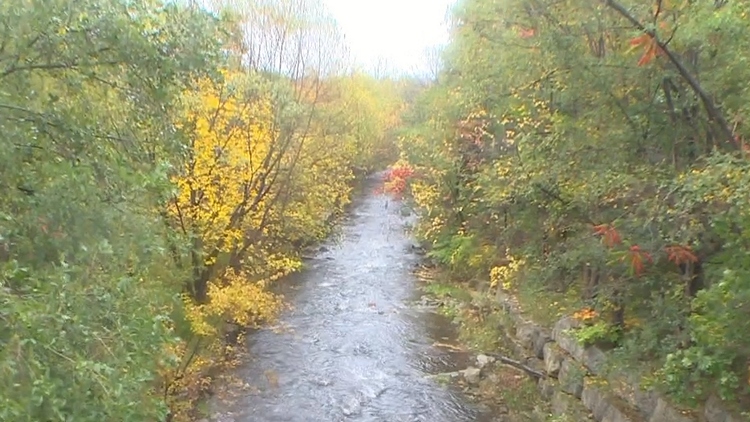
(413, 269, 745, 422)
(412, 267, 557, 422)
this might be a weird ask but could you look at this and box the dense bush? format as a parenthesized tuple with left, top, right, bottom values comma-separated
(400, 0, 750, 410)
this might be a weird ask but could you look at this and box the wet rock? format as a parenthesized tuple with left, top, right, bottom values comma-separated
(552, 316, 607, 375)
(606, 405, 637, 422)
(705, 395, 740, 422)
(310, 376, 332, 387)
(370, 385, 390, 399)
(612, 373, 658, 418)
(633, 387, 659, 419)
(559, 358, 585, 398)
(552, 317, 584, 360)
(341, 396, 362, 417)
(581, 379, 641, 422)
(495, 404, 510, 415)
(427, 371, 461, 383)
(581, 381, 612, 421)
(532, 330, 552, 359)
(476, 354, 495, 369)
(581, 345, 607, 375)
(543, 343, 564, 377)
(416, 295, 443, 309)
(462, 366, 482, 385)
(649, 397, 693, 422)
(515, 322, 541, 350)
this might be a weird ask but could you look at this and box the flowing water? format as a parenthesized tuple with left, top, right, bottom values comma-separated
(212, 174, 494, 422)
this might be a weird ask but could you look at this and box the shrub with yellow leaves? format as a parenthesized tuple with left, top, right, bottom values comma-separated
(490, 252, 526, 291)
(184, 269, 283, 337)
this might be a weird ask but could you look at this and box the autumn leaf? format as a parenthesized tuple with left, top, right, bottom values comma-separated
(593, 223, 622, 248)
(624, 245, 653, 277)
(665, 245, 698, 266)
(628, 33, 665, 66)
(573, 307, 598, 324)
(382, 162, 415, 197)
(519, 28, 535, 39)
(629, 33, 651, 49)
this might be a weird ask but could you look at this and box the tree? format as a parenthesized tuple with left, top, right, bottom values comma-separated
(0, 1, 227, 420)
(400, 0, 750, 411)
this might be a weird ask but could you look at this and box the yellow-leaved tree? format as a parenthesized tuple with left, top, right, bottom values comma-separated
(165, 70, 290, 418)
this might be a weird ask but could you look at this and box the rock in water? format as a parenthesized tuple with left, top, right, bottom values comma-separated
(341, 396, 362, 417)
(476, 354, 495, 369)
(462, 366, 482, 385)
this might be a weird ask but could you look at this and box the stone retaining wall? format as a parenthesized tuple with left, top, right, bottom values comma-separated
(494, 291, 742, 422)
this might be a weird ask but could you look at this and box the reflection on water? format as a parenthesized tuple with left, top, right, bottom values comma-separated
(212, 175, 494, 422)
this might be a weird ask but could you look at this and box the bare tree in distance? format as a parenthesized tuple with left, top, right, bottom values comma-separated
(196, 0, 355, 273)
(370, 57, 395, 79)
(424, 44, 444, 82)
(207, 0, 347, 79)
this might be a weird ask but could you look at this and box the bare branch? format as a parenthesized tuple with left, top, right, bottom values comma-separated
(601, 0, 736, 148)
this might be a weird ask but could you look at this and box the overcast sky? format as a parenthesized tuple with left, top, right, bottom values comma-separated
(322, 0, 455, 76)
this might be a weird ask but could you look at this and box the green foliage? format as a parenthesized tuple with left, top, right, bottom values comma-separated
(427, 233, 477, 269)
(423, 282, 473, 303)
(0, 1, 227, 420)
(574, 321, 621, 348)
(659, 268, 750, 404)
(401, 0, 750, 411)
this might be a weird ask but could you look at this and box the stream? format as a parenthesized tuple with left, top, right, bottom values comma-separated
(211, 174, 495, 422)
